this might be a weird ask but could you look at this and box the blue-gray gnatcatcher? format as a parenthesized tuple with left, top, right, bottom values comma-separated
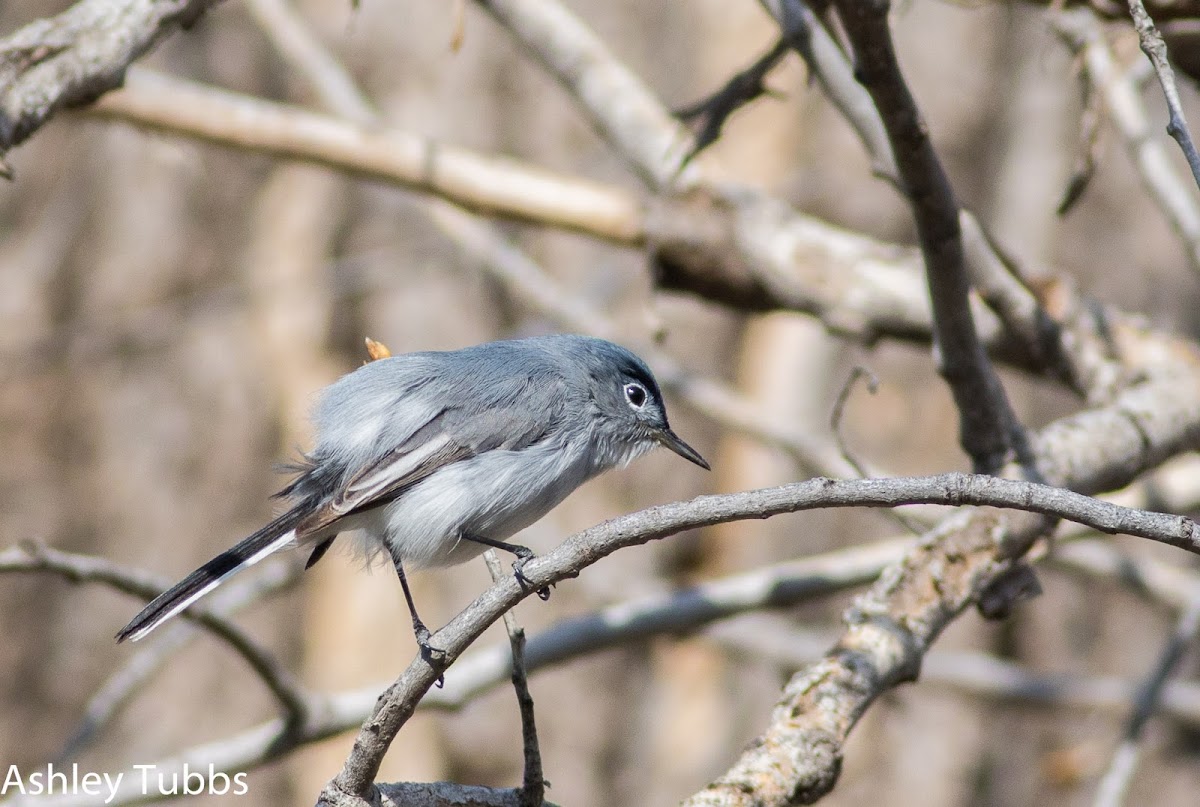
(117, 334, 709, 652)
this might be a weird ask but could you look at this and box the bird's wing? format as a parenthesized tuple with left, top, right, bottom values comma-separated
(295, 403, 561, 537)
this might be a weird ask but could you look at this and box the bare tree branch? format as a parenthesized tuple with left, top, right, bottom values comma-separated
(470, 0, 697, 191)
(1092, 585, 1200, 807)
(60, 557, 301, 761)
(1055, 8, 1200, 275)
(1126, 0, 1200, 189)
(0, 0, 225, 161)
(318, 457, 1200, 803)
(1058, 59, 1106, 216)
(675, 37, 790, 168)
(482, 551, 545, 807)
(0, 543, 312, 724)
(832, 0, 1020, 473)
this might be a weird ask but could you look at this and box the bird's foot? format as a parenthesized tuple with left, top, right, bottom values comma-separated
(512, 548, 551, 601)
(413, 622, 446, 687)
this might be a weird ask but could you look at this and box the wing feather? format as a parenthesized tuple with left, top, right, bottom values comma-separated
(294, 403, 560, 538)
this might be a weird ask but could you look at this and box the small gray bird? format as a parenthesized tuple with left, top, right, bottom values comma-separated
(117, 334, 709, 652)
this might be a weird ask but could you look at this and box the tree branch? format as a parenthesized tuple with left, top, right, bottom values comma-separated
(471, 0, 696, 190)
(1126, 0, 1200, 190)
(682, 365, 1200, 806)
(1055, 8, 1200, 276)
(0, 0, 225, 161)
(323, 457, 1200, 802)
(482, 551, 544, 807)
(89, 68, 644, 243)
(832, 0, 1019, 473)
(0, 543, 312, 725)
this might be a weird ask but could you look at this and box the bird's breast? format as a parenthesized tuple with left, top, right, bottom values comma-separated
(371, 440, 598, 568)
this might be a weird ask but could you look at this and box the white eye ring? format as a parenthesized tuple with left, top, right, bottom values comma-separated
(624, 383, 647, 409)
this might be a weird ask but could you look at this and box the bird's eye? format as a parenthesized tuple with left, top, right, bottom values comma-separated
(624, 382, 647, 409)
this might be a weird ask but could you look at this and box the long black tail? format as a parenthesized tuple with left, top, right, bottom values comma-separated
(116, 506, 309, 643)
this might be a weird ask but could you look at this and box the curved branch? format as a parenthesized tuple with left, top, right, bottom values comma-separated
(0, 543, 312, 723)
(325, 459, 1200, 802)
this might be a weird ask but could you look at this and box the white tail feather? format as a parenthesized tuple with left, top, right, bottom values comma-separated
(127, 529, 296, 642)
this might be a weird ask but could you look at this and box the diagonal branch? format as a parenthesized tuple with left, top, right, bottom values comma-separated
(1054, 8, 1200, 275)
(471, 0, 696, 191)
(831, 0, 1019, 474)
(682, 363, 1200, 806)
(675, 37, 790, 167)
(1126, 0, 1200, 190)
(0, 0, 226, 161)
(1092, 584, 1200, 807)
(89, 68, 645, 244)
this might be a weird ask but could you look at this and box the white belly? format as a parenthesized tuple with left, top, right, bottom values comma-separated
(351, 440, 599, 568)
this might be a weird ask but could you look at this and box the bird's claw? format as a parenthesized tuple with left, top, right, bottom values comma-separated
(413, 623, 445, 660)
(512, 552, 551, 601)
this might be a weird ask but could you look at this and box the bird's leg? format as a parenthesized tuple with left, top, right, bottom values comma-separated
(387, 545, 445, 684)
(462, 534, 551, 601)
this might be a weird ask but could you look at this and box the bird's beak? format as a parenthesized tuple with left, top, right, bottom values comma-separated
(656, 428, 711, 470)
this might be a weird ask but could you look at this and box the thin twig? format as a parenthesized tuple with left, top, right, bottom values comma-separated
(829, 366, 925, 533)
(1058, 63, 1105, 216)
(760, 0, 898, 180)
(829, 365, 878, 479)
(1054, 8, 1200, 274)
(1092, 584, 1200, 807)
(482, 551, 545, 807)
(674, 38, 790, 168)
(958, 211, 1097, 400)
(1126, 0, 1200, 190)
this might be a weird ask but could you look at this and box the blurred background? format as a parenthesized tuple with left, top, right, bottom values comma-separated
(4, 0, 1200, 805)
